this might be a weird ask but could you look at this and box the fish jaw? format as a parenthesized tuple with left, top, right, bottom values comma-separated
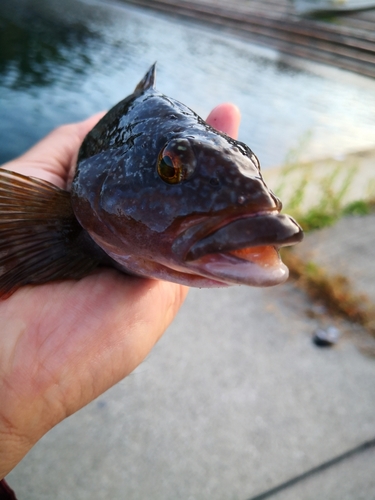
(171, 212, 303, 287)
(87, 211, 303, 288)
(183, 246, 289, 287)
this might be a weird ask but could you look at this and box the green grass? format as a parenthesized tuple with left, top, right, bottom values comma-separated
(275, 138, 374, 232)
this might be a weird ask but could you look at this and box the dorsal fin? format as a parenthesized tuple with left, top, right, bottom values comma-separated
(134, 63, 156, 92)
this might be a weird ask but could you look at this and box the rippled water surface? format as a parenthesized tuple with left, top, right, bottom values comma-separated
(1, 0, 375, 168)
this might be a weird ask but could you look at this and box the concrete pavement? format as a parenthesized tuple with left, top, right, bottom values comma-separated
(6, 216, 375, 498)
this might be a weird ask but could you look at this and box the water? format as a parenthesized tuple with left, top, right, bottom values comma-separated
(1, 0, 375, 168)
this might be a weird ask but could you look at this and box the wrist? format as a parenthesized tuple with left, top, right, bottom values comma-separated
(0, 316, 61, 478)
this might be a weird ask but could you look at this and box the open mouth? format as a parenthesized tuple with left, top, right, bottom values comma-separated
(183, 213, 303, 287)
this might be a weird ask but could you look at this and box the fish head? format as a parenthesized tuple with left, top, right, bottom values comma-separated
(73, 124, 302, 287)
(72, 65, 303, 287)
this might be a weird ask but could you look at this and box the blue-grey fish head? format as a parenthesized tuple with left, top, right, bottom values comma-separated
(72, 66, 303, 287)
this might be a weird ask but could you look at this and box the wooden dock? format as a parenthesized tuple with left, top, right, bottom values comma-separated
(122, 0, 375, 79)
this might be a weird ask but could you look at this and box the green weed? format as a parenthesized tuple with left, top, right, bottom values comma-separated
(275, 138, 373, 232)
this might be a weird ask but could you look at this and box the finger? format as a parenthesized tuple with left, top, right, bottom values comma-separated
(1, 112, 105, 187)
(18, 112, 105, 166)
(206, 103, 241, 140)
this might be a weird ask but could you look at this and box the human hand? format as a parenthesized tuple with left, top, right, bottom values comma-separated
(0, 103, 241, 479)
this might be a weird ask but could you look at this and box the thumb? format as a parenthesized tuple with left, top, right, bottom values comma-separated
(206, 103, 241, 139)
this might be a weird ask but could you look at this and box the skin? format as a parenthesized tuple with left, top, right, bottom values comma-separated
(0, 103, 241, 479)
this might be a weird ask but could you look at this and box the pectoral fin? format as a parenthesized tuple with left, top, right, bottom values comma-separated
(0, 169, 100, 298)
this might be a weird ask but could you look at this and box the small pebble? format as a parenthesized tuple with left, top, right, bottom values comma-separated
(313, 326, 341, 347)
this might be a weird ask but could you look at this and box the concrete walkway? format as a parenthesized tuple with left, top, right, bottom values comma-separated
(6, 211, 375, 498)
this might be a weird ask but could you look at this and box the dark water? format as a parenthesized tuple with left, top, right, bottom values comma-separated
(1, 0, 375, 168)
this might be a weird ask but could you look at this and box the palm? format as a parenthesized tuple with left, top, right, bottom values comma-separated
(0, 103, 240, 478)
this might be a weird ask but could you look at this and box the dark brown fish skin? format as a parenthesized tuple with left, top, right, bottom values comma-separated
(71, 64, 302, 287)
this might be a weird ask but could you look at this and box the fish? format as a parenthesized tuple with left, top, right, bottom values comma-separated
(0, 64, 303, 298)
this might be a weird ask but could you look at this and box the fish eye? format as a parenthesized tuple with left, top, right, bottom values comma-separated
(157, 153, 183, 184)
(157, 139, 196, 184)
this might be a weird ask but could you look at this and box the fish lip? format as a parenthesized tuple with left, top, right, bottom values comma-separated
(186, 250, 290, 287)
(185, 212, 304, 262)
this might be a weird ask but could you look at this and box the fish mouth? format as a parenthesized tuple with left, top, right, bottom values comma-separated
(181, 213, 303, 287)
